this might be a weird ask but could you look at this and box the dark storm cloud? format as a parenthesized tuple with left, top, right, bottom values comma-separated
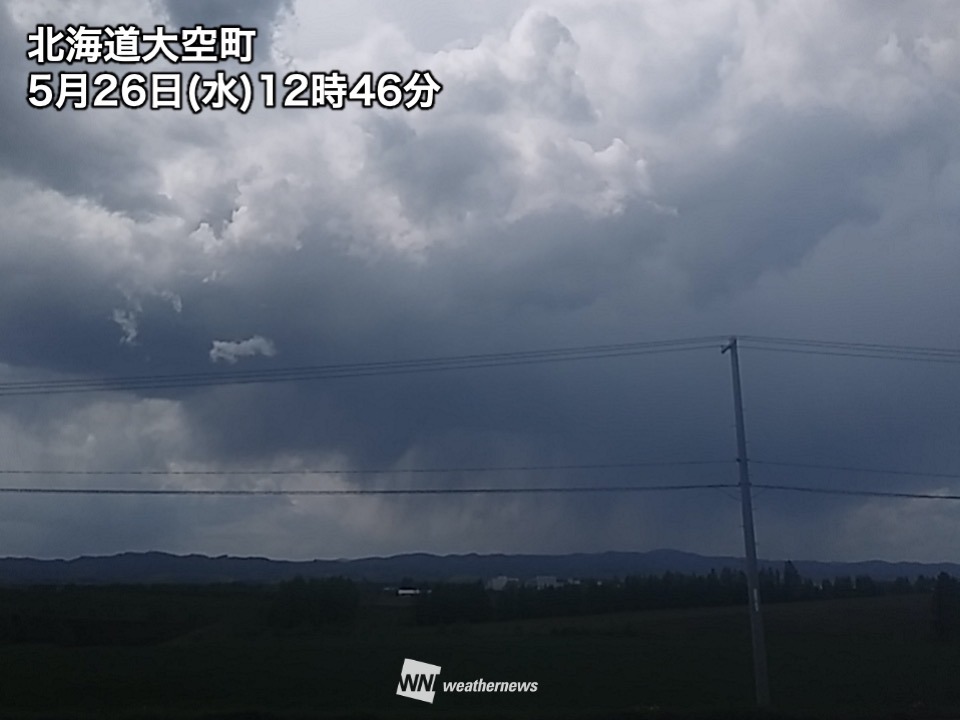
(157, 0, 292, 57)
(654, 108, 884, 301)
(0, 7, 153, 214)
(0, 0, 957, 560)
(365, 115, 517, 225)
(0, 2, 229, 217)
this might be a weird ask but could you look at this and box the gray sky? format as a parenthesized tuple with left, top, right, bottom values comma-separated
(0, 0, 958, 562)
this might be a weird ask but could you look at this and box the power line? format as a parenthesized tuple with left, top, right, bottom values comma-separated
(0, 483, 736, 497)
(3, 334, 957, 398)
(753, 484, 960, 501)
(741, 335, 960, 356)
(738, 336, 960, 365)
(3, 481, 958, 501)
(752, 460, 960, 481)
(738, 346, 960, 365)
(0, 459, 731, 477)
(0, 337, 725, 397)
(3, 475, 956, 501)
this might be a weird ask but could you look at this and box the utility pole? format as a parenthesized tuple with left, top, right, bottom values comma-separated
(721, 336, 771, 708)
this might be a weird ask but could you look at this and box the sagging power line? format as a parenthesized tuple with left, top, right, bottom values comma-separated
(753, 484, 960, 501)
(0, 459, 731, 476)
(751, 460, 960, 481)
(1, 334, 956, 399)
(0, 337, 724, 397)
(738, 336, 960, 364)
(0, 483, 736, 496)
(0, 458, 956, 482)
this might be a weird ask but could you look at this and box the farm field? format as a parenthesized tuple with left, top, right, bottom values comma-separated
(0, 590, 957, 719)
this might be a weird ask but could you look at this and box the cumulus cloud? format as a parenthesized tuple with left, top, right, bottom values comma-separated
(209, 336, 278, 364)
(111, 309, 140, 346)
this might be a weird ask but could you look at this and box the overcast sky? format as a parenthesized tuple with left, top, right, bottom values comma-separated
(0, 0, 958, 562)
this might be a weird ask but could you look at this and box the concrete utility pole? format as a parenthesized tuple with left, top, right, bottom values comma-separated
(721, 336, 771, 708)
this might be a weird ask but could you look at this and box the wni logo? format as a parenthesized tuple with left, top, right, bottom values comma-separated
(396, 658, 442, 704)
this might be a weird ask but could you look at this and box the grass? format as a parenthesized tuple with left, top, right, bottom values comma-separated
(0, 593, 957, 719)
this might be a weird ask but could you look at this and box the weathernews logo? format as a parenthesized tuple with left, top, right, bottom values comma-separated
(396, 658, 441, 703)
(396, 658, 539, 704)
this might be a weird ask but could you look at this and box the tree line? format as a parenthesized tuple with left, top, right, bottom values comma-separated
(0, 567, 956, 646)
(415, 563, 947, 625)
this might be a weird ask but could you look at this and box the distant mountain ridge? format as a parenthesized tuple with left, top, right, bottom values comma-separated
(0, 549, 956, 585)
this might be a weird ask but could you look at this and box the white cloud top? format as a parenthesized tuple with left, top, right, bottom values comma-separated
(209, 336, 278, 364)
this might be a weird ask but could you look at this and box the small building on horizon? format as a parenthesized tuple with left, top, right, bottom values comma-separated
(486, 575, 519, 591)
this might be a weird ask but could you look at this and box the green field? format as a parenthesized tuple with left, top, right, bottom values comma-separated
(0, 592, 957, 719)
